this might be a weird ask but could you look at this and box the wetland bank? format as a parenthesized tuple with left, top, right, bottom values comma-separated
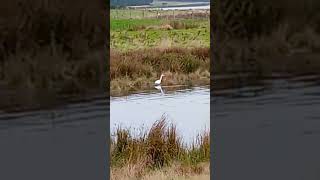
(110, 9, 210, 96)
(0, 0, 107, 111)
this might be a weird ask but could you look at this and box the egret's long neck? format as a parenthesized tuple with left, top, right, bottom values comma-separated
(159, 75, 163, 82)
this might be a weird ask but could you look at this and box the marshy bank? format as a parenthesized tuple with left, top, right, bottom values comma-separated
(213, 24, 320, 77)
(212, 24, 320, 93)
(213, 0, 320, 80)
(110, 47, 210, 96)
(110, 117, 210, 180)
(0, 0, 107, 111)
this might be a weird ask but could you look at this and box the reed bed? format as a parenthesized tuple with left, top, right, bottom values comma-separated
(110, 47, 210, 95)
(212, 0, 320, 76)
(213, 23, 320, 77)
(0, 0, 107, 109)
(110, 116, 210, 179)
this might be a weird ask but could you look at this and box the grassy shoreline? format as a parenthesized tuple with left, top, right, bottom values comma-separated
(110, 117, 210, 180)
(110, 47, 210, 96)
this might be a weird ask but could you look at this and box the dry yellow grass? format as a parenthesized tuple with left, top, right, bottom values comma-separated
(111, 162, 209, 180)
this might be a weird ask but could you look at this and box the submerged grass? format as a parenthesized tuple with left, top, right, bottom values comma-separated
(110, 47, 210, 95)
(110, 116, 210, 180)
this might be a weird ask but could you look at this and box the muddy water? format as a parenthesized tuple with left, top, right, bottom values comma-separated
(213, 74, 320, 180)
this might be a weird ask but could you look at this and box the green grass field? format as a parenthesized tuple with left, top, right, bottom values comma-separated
(111, 18, 209, 51)
(111, 19, 163, 31)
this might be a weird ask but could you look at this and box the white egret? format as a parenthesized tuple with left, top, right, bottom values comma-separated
(154, 74, 165, 85)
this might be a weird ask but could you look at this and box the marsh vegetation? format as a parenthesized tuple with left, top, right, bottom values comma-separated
(110, 117, 210, 180)
(0, 0, 107, 109)
(110, 9, 210, 96)
(213, 0, 320, 79)
(110, 47, 210, 94)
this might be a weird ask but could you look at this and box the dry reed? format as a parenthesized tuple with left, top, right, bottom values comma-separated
(0, 0, 107, 109)
(110, 47, 210, 94)
(110, 116, 210, 180)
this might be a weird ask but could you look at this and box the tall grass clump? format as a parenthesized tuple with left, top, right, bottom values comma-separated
(110, 116, 210, 178)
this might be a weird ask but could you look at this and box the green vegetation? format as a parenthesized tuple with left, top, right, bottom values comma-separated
(111, 18, 208, 31)
(111, 19, 209, 51)
(110, 116, 210, 179)
(111, 19, 163, 31)
(111, 27, 209, 51)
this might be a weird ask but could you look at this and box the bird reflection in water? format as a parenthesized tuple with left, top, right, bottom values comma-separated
(155, 85, 164, 95)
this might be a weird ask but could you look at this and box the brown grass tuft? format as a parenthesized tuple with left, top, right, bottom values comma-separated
(111, 116, 210, 179)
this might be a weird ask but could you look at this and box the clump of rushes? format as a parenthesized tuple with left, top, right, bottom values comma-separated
(110, 116, 210, 178)
(110, 47, 210, 95)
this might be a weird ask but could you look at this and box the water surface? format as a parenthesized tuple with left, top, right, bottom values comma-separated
(111, 85, 210, 142)
(0, 95, 108, 180)
(213, 74, 320, 180)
